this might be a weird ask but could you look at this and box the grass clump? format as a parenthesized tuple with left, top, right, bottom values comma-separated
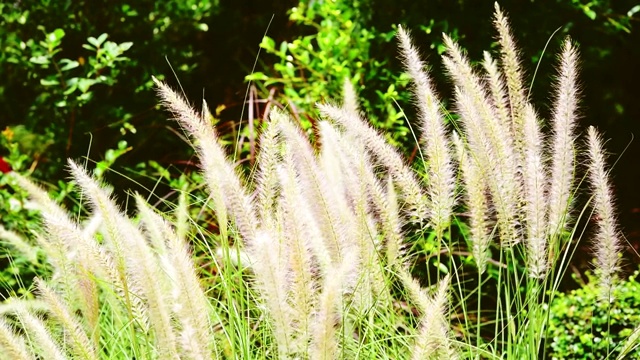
(0, 3, 637, 359)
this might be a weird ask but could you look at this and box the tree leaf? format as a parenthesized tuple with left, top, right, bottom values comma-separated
(59, 59, 80, 71)
(47, 28, 65, 43)
(40, 78, 59, 86)
(87, 33, 108, 48)
(245, 72, 268, 81)
(260, 36, 275, 52)
(29, 55, 49, 65)
(119, 42, 133, 52)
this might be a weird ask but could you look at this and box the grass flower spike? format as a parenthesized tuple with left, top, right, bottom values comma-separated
(548, 39, 579, 245)
(587, 126, 622, 301)
(397, 26, 456, 237)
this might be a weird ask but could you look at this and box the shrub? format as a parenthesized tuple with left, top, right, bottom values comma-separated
(247, 0, 414, 148)
(0, 177, 50, 300)
(0, 0, 227, 179)
(0, 5, 134, 176)
(0, 131, 136, 301)
(251, 0, 640, 154)
(0, 4, 638, 359)
(547, 270, 640, 359)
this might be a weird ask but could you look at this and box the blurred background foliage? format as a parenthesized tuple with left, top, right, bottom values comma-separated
(0, 0, 293, 180)
(1, 0, 639, 357)
(1, 0, 638, 190)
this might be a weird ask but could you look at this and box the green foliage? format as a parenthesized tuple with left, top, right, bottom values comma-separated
(251, 0, 640, 158)
(0, 174, 50, 299)
(249, 0, 413, 148)
(0, 125, 52, 172)
(0, 127, 131, 301)
(568, 0, 638, 32)
(0, 1, 224, 292)
(0, 0, 221, 179)
(547, 270, 640, 359)
(93, 140, 132, 179)
(0, 127, 51, 299)
(0, 6, 133, 161)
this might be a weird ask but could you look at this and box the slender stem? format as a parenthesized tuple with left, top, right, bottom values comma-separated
(494, 249, 504, 356)
(477, 270, 482, 353)
(606, 296, 612, 357)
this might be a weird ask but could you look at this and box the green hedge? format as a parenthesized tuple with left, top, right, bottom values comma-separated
(547, 270, 640, 359)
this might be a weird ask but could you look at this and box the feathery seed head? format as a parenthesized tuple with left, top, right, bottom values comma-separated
(342, 78, 360, 114)
(0, 318, 32, 360)
(318, 103, 428, 221)
(522, 104, 548, 278)
(453, 132, 491, 273)
(587, 126, 621, 302)
(398, 25, 457, 236)
(154, 77, 256, 242)
(493, 1, 527, 136)
(256, 108, 284, 224)
(37, 278, 98, 360)
(547, 38, 580, 243)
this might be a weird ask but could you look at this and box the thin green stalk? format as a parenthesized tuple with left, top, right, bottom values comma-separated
(477, 270, 482, 353)
(526, 282, 543, 360)
(494, 248, 505, 357)
(606, 298, 612, 357)
(507, 247, 524, 357)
